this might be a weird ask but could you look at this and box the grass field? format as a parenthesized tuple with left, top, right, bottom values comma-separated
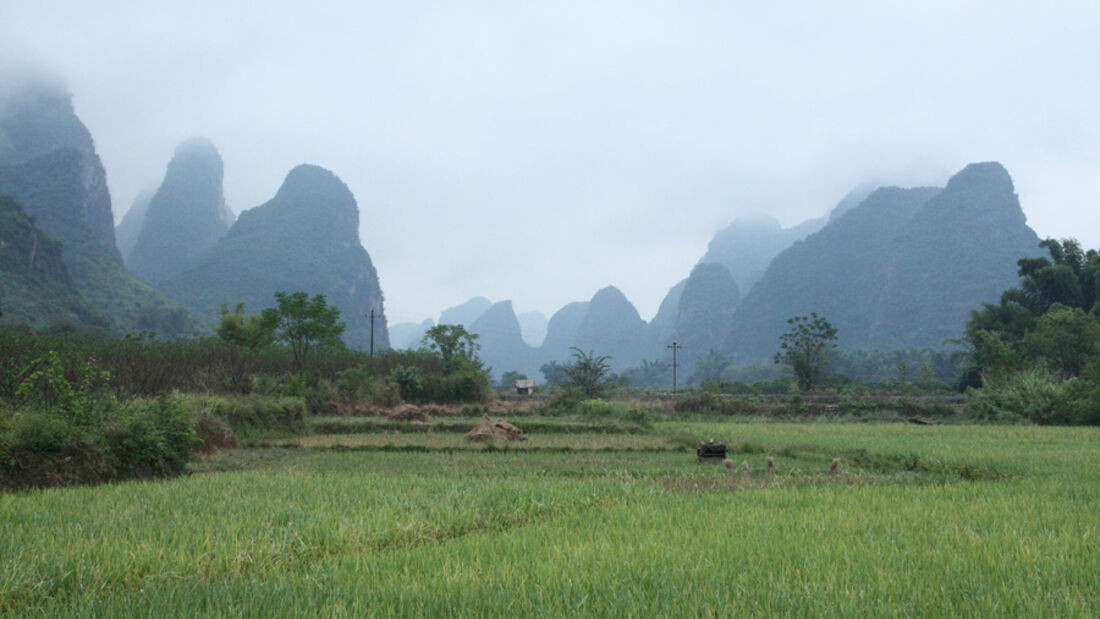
(2, 418, 1098, 616)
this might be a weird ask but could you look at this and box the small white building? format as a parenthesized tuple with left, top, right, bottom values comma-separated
(514, 379, 535, 395)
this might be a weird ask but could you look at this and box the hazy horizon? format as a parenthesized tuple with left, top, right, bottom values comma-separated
(3, 2, 1098, 324)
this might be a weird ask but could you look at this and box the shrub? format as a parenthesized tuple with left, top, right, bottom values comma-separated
(965, 368, 1083, 424)
(421, 360, 492, 404)
(104, 397, 196, 478)
(0, 396, 195, 489)
(193, 412, 238, 452)
(14, 350, 114, 426)
(334, 366, 370, 401)
(305, 379, 340, 416)
(672, 391, 755, 416)
(334, 367, 401, 409)
(579, 399, 619, 418)
(390, 365, 424, 401)
(177, 394, 307, 437)
(5, 411, 85, 452)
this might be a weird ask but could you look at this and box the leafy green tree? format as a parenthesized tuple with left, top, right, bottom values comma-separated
(539, 361, 569, 388)
(271, 292, 346, 372)
(774, 312, 838, 391)
(389, 365, 424, 401)
(562, 347, 613, 398)
(965, 239, 1100, 384)
(621, 359, 671, 390)
(500, 370, 527, 389)
(1016, 239, 1099, 315)
(1022, 306, 1100, 378)
(688, 350, 731, 385)
(216, 302, 279, 349)
(421, 324, 480, 367)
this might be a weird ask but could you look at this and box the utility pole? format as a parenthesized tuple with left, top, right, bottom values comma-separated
(667, 341, 681, 393)
(369, 309, 375, 358)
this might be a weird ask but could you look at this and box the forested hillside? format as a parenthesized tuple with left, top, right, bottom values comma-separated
(0, 193, 101, 328)
(163, 164, 390, 349)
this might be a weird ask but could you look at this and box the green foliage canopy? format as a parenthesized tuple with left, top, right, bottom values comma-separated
(562, 347, 614, 398)
(216, 302, 279, 349)
(271, 292, 346, 372)
(421, 324, 480, 367)
(966, 239, 1100, 384)
(774, 313, 838, 391)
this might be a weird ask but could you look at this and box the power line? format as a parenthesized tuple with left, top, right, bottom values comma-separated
(667, 341, 681, 393)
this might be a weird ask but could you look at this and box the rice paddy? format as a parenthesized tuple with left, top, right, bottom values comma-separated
(2, 418, 1098, 616)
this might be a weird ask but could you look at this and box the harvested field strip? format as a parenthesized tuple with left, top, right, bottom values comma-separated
(308, 416, 650, 435)
(264, 439, 997, 485)
(292, 432, 671, 450)
(295, 442, 689, 454)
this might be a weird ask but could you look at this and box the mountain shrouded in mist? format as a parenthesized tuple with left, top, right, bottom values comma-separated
(644, 278, 686, 358)
(126, 138, 234, 283)
(571, 286, 647, 372)
(539, 301, 590, 365)
(669, 263, 740, 373)
(438, 297, 493, 328)
(517, 310, 548, 347)
(163, 164, 389, 349)
(0, 192, 101, 328)
(389, 318, 434, 350)
(0, 77, 194, 335)
(867, 162, 1042, 349)
(0, 76, 116, 254)
(725, 162, 1041, 362)
(700, 215, 824, 293)
(114, 187, 154, 259)
(469, 300, 537, 379)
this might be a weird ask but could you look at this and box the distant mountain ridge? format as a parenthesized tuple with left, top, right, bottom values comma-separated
(0, 77, 116, 254)
(437, 163, 1043, 381)
(126, 138, 234, 283)
(726, 162, 1041, 362)
(0, 76, 196, 335)
(115, 188, 154, 259)
(162, 164, 389, 349)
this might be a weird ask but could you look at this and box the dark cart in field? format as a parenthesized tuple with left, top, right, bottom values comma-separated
(697, 442, 728, 463)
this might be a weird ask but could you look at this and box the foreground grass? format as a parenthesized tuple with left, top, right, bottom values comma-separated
(2, 423, 1098, 616)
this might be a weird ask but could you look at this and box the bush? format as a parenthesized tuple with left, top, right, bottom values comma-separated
(177, 394, 307, 437)
(540, 388, 585, 415)
(193, 412, 238, 452)
(14, 350, 114, 426)
(1, 396, 195, 489)
(5, 411, 86, 452)
(305, 379, 340, 416)
(334, 367, 402, 409)
(421, 360, 492, 404)
(672, 391, 756, 416)
(579, 399, 619, 418)
(390, 365, 423, 401)
(576, 399, 653, 428)
(965, 368, 1094, 424)
(104, 397, 196, 477)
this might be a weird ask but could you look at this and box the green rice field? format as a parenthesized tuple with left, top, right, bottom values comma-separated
(2, 420, 1098, 616)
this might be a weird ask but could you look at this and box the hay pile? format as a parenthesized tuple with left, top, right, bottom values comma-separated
(466, 415, 526, 442)
(388, 404, 431, 422)
(419, 404, 450, 417)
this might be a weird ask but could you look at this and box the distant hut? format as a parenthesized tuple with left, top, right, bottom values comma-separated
(515, 379, 536, 395)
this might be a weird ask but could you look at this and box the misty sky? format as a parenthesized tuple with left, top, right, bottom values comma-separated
(3, 1, 1099, 325)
